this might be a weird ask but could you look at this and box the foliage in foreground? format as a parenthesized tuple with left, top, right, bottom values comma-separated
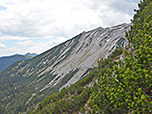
(31, 47, 123, 114)
(31, 0, 152, 113)
(89, 0, 152, 113)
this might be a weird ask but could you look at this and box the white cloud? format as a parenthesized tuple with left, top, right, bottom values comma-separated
(17, 40, 33, 47)
(0, 35, 29, 41)
(0, 42, 6, 48)
(0, 0, 140, 38)
(0, 47, 20, 57)
(0, 0, 140, 56)
(16, 37, 67, 54)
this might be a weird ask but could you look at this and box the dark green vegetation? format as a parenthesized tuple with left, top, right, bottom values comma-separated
(0, 54, 28, 72)
(0, 53, 37, 72)
(88, 1, 152, 113)
(0, 34, 82, 114)
(31, 0, 152, 113)
(30, 47, 123, 114)
(31, 76, 93, 114)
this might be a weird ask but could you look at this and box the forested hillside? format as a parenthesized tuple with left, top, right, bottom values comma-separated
(0, 53, 37, 72)
(31, 0, 152, 113)
(0, 13, 129, 114)
(0, 54, 28, 72)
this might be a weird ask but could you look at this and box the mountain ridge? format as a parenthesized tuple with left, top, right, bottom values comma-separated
(0, 53, 37, 72)
(25, 52, 38, 57)
(31, 0, 152, 113)
(0, 23, 130, 114)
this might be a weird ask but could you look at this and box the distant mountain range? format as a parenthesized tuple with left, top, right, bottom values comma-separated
(25, 53, 38, 57)
(0, 23, 130, 114)
(0, 53, 37, 72)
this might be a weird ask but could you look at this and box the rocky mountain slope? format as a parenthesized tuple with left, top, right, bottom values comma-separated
(0, 23, 130, 114)
(0, 53, 37, 72)
(34, 0, 152, 113)
(41, 23, 130, 91)
(31, 0, 152, 113)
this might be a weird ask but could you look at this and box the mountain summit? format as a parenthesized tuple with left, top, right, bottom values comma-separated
(25, 53, 38, 57)
(0, 23, 130, 113)
(31, 0, 152, 113)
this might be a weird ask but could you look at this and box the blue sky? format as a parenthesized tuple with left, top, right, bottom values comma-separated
(0, 0, 140, 57)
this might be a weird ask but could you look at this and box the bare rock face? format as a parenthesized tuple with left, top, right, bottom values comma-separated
(39, 23, 130, 91)
(1, 23, 130, 92)
(0, 23, 131, 113)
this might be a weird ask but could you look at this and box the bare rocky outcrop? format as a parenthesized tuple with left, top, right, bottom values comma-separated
(39, 23, 131, 91)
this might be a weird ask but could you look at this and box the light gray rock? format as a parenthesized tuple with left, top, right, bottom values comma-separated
(40, 23, 131, 91)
